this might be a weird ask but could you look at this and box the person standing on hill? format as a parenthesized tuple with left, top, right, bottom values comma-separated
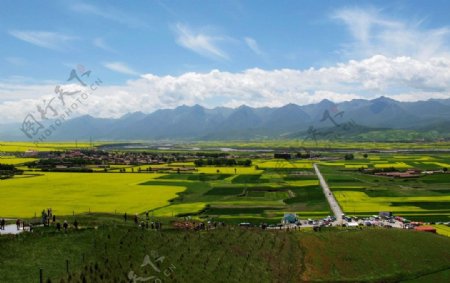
(52, 215, 56, 223)
(56, 222, 61, 231)
(63, 220, 68, 232)
(41, 210, 47, 226)
(1, 218, 5, 230)
(73, 219, 79, 229)
(134, 214, 139, 225)
(16, 219, 20, 230)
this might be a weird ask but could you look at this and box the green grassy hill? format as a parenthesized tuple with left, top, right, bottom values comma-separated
(1, 217, 449, 282)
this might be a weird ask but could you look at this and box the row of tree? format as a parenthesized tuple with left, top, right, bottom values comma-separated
(194, 158, 252, 167)
(0, 164, 23, 179)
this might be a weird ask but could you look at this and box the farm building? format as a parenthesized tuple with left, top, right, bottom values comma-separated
(414, 226, 436, 234)
(282, 213, 298, 224)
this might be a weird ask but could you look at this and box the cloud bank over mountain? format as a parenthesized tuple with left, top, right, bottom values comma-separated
(1, 55, 450, 124)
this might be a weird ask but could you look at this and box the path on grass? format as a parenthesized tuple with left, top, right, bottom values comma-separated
(313, 163, 344, 223)
(0, 224, 25, 235)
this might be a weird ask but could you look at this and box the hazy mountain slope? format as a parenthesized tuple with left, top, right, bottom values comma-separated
(0, 97, 448, 140)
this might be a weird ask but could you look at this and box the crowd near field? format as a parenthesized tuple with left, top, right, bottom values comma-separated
(0, 141, 449, 282)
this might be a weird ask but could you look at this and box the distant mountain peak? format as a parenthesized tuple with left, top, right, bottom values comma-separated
(318, 98, 335, 104)
(1, 96, 448, 141)
(120, 111, 145, 119)
(371, 96, 397, 103)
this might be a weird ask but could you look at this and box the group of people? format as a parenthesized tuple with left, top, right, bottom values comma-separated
(123, 211, 163, 230)
(41, 208, 56, 226)
(14, 219, 33, 232)
(173, 220, 226, 231)
(41, 208, 79, 232)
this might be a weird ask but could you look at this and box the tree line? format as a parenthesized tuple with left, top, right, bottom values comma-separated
(194, 158, 252, 167)
(0, 164, 23, 179)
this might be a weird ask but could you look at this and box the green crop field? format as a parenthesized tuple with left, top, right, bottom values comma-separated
(334, 191, 450, 213)
(0, 141, 450, 283)
(1, 142, 449, 224)
(319, 153, 450, 221)
(141, 168, 332, 222)
(196, 166, 262, 174)
(434, 225, 450, 237)
(255, 159, 314, 169)
(0, 173, 185, 218)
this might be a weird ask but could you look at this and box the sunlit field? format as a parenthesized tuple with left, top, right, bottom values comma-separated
(1, 141, 449, 223)
(196, 166, 263, 174)
(254, 159, 314, 169)
(320, 153, 450, 221)
(0, 157, 37, 164)
(334, 191, 450, 213)
(0, 173, 185, 218)
(0, 141, 99, 152)
(434, 225, 450, 237)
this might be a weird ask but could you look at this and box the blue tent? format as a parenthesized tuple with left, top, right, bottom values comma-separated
(282, 213, 298, 224)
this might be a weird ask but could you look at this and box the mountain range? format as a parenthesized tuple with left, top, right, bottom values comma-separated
(1, 96, 449, 141)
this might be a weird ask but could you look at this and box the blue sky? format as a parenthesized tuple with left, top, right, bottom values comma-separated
(1, 0, 450, 122)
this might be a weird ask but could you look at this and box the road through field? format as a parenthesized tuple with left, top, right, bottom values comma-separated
(314, 163, 344, 223)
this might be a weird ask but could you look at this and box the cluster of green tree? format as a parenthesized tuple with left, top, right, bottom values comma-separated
(0, 164, 23, 179)
(344, 153, 354, 160)
(194, 158, 252, 167)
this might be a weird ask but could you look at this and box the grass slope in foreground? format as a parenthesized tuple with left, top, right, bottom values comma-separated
(0, 221, 449, 283)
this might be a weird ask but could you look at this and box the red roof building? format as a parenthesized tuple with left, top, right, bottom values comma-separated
(414, 226, 436, 233)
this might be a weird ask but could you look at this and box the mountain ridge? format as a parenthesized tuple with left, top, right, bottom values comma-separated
(1, 97, 449, 141)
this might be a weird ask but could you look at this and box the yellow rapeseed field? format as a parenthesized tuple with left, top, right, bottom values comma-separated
(0, 157, 37, 165)
(0, 172, 185, 218)
(334, 191, 450, 213)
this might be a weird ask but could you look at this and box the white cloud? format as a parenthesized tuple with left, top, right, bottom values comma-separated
(333, 7, 450, 59)
(5, 57, 27, 66)
(93, 38, 116, 52)
(9, 30, 77, 50)
(244, 37, 264, 56)
(103, 62, 139, 76)
(173, 23, 229, 60)
(1, 55, 449, 123)
(70, 2, 147, 28)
